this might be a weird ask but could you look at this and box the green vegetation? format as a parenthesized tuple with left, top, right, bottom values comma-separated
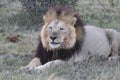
(0, 0, 120, 80)
(76, 0, 120, 30)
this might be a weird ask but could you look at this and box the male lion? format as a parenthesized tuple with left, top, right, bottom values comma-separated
(22, 5, 120, 71)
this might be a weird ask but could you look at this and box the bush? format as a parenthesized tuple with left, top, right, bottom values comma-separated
(18, 0, 78, 29)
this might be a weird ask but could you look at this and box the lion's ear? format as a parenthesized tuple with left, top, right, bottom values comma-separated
(43, 15, 51, 23)
(43, 15, 48, 23)
(43, 10, 57, 23)
(71, 17, 77, 26)
(43, 16, 45, 21)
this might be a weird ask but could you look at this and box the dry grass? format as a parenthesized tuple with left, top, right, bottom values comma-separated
(0, 0, 120, 80)
(0, 31, 120, 80)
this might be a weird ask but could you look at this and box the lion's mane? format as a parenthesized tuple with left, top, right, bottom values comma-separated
(35, 5, 86, 64)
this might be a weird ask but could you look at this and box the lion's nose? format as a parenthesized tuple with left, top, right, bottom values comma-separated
(50, 36, 57, 41)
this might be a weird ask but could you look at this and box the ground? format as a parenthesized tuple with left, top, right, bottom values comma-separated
(0, 31, 120, 80)
(0, 0, 120, 80)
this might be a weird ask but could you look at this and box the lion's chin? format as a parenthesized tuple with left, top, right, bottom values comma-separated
(49, 43, 60, 49)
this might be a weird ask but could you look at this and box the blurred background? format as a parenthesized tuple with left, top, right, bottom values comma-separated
(0, 0, 120, 32)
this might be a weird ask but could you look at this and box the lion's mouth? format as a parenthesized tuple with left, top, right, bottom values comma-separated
(50, 42, 60, 45)
(49, 42, 60, 48)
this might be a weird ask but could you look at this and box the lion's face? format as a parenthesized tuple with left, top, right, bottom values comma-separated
(47, 20, 68, 49)
(40, 19, 77, 50)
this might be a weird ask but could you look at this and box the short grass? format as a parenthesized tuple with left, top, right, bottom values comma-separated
(0, 0, 120, 80)
(0, 30, 120, 80)
(76, 0, 120, 31)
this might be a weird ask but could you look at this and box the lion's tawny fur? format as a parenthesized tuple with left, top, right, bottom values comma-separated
(22, 5, 120, 71)
(40, 5, 85, 50)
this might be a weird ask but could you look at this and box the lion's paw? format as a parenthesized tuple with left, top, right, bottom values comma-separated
(108, 56, 120, 61)
(20, 66, 35, 72)
(19, 65, 45, 73)
(29, 66, 46, 73)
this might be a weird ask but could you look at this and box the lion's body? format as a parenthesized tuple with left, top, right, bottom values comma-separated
(21, 5, 120, 71)
(81, 26, 110, 56)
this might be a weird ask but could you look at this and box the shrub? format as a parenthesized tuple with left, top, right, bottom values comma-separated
(18, 0, 78, 29)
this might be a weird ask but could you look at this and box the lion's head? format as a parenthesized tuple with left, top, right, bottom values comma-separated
(40, 5, 85, 50)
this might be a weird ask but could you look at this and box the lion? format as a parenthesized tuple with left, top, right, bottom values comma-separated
(21, 5, 120, 71)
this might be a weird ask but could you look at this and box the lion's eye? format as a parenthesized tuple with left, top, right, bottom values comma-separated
(60, 28, 64, 31)
(49, 27, 52, 30)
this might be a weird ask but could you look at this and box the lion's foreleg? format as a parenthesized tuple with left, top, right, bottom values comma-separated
(21, 57, 41, 70)
(27, 57, 41, 67)
(34, 60, 64, 72)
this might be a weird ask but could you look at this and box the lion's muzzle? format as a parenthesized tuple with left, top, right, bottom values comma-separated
(50, 36, 57, 42)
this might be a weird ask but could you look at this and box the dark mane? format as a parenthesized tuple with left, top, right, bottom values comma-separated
(46, 5, 85, 28)
(35, 5, 85, 65)
(47, 5, 85, 40)
(35, 40, 82, 65)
